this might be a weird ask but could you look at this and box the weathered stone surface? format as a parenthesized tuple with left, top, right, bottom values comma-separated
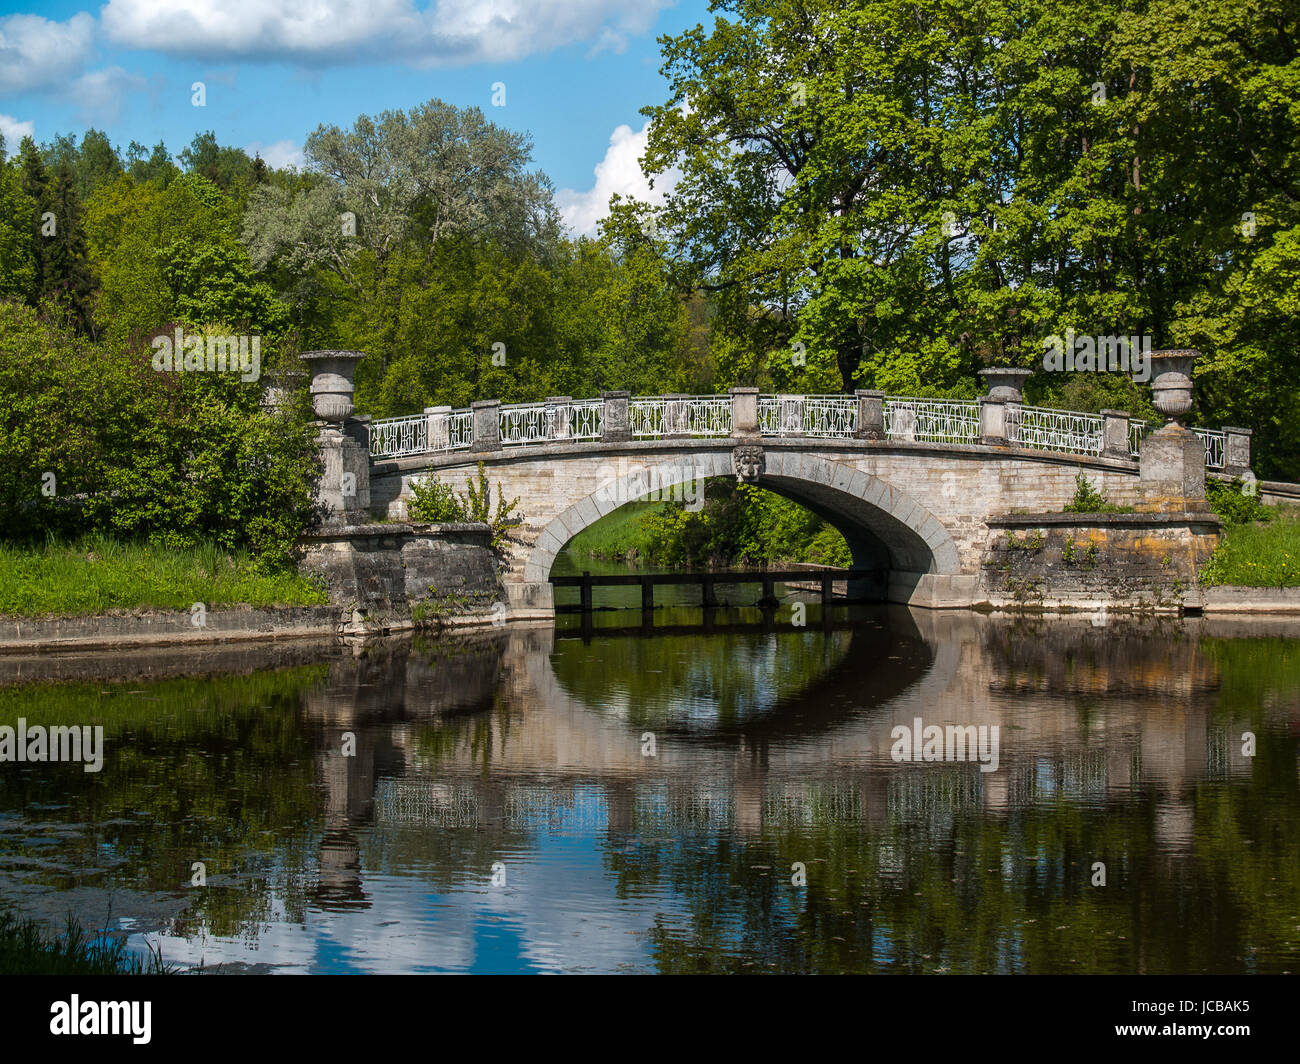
(981, 512, 1221, 611)
(1138, 425, 1208, 512)
(301, 523, 503, 627)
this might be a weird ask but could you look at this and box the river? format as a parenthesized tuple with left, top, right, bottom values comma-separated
(0, 550, 1297, 973)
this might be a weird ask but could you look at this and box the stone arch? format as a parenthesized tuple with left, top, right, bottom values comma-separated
(521, 449, 960, 584)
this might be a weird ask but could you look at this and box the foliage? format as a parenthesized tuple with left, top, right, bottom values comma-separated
(639, 483, 852, 568)
(1205, 478, 1273, 527)
(0, 534, 327, 617)
(409, 463, 521, 551)
(641, 0, 1300, 480)
(408, 476, 465, 522)
(1063, 472, 1132, 513)
(0, 302, 320, 569)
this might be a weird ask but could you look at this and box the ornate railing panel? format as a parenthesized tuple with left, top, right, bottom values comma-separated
(499, 400, 602, 447)
(758, 395, 856, 437)
(1196, 428, 1225, 470)
(1008, 405, 1104, 457)
(369, 414, 427, 458)
(884, 398, 980, 444)
(632, 396, 731, 437)
(1129, 419, 1152, 458)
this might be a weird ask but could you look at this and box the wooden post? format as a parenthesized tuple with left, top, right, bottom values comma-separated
(821, 571, 833, 605)
(580, 571, 593, 613)
(702, 574, 719, 608)
(641, 576, 654, 611)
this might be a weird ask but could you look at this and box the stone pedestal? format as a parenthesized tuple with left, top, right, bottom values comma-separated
(425, 405, 452, 451)
(1101, 409, 1131, 460)
(602, 391, 631, 442)
(730, 387, 759, 438)
(1222, 426, 1253, 477)
(979, 397, 1009, 445)
(317, 427, 371, 523)
(1138, 425, 1210, 513)
(855, 390, 885, 440)
(300, 349, 370, 525)
(471, 400, 501, 452)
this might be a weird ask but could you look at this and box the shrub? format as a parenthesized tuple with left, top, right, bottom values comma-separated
(1063, 471, 1131, 513)
(1205, 478, 1272, 526)
(408, 463, 521, 551)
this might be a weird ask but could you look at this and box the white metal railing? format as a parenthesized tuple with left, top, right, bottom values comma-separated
(369, 414, 427, 458)
(758, 395, 857, 437)
(370, 410, 472, 458)
(1129, 419, 1151, 458)
(884, 398, 980, 444)
(632, 395, 731, 437)
(367, 394, 1227, 468)
(499, 399, 602, 446)
(1129, 419, 1225, 468)
(1196, 428, 1225, 469)
(1008, 405, 1104, 457)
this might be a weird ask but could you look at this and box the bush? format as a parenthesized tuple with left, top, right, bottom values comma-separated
(1063, 471, 1131, 513)
(408, 463, 521, 551)
(1206, 478, 1272, 526)
(0, 302, 319, 571)
(408, 476, 465, 522)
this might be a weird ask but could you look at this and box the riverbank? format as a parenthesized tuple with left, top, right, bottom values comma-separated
(0, 536, 327, 616)
(0, 910, 173, 975)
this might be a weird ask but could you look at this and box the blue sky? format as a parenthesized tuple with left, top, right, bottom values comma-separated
(0, 0, 714, 234)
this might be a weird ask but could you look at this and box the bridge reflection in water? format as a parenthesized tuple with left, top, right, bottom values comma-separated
(1, 608, 1296, 973)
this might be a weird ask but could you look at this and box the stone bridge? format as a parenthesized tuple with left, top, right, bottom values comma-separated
(346, 382, 1257, 617)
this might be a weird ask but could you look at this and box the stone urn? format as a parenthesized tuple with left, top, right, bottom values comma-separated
(300, 349, 366, 424)
(260, 368, 306, 413)
(978, 367, 1032, 402)
(1149, 349, 1197, 426)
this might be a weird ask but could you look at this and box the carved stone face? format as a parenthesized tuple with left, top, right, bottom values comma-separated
(733, 445, 763, 483)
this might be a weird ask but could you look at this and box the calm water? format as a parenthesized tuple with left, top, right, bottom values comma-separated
(1, 573, 1298, 973)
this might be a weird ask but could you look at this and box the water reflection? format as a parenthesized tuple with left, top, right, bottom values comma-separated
(0, 609, 1297, 973)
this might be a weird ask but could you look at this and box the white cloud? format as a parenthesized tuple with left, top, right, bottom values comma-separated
(246, 138, 305, 170)
(0, 12, 95, 93)
(100, 0, 673, 66)
(0, 114, 35, 152)
(556, 120, 678, 238)
(68, 66, 150, 125)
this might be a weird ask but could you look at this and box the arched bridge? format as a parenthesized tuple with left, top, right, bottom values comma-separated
(362, 390, 1252, 615)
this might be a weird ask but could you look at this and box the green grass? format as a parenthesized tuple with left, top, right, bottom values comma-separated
(0, 910, 175, 974)
(1200, 505, 1300, 587)
(0, 534, 328, 617)
(566, 501, 671, 561)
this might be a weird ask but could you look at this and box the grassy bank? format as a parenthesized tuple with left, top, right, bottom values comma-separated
(1200, 505, 1300, 587)
(0, 911, 174, 975)
(0, 535, 328, 617)
(566, 501, 670, 561)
